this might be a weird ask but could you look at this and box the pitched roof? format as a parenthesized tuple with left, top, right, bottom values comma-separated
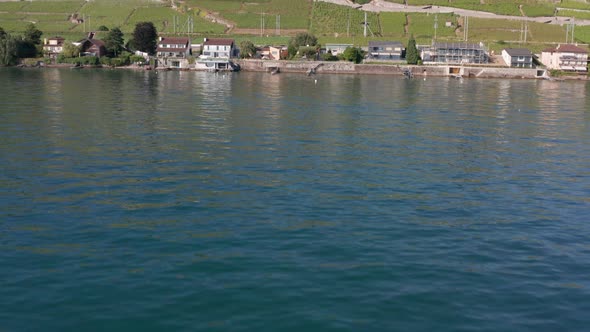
(504, 48, 532, 56)
(543, 44, 588, 54)
(159, 37, 189, 45)
(204, 38, 234, 46)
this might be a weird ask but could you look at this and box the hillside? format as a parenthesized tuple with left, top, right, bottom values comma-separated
(0, 0, 589, 51)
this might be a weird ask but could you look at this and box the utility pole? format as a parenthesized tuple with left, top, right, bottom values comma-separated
(347, 9, 350, 37)
(434, 14, 438, 41)
(463, 16, 469, 41)
(364, 12, 367, 37)
(571, 18, 575, 43)
(260, 12, 265, 36)
(276, 15, 280, 35)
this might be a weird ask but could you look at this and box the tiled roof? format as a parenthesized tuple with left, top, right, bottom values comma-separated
(160, 37, 189, 45)
(543, 44, 588, 53)
(204, 38, 234, 46)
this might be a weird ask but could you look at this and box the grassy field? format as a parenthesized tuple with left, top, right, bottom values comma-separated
(557, 9, 590, 20)
(558, 0, 590, 10)
(311, 2, 380, 37)
(185, 0, 310, 29)
(379, 12, 406, 37)
(0, 0, 588, 51)
(407, 13, 457, 41)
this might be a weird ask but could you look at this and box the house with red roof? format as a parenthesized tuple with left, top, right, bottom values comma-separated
(540, 44, 588, 72)
(156, 36, 191, 68)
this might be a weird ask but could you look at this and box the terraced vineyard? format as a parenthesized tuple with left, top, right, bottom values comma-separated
(184, 0, 311, 30)
(387, 0, 588, 17)
(311, 2, 380, 37)
(0, 0, 589, 49)
(0, 0, 225, 36)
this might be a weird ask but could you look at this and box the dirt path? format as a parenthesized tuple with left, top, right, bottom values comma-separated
(318, 0, 590, 26)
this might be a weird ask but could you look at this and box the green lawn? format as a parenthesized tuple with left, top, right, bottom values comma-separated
(185, 0, 310, 29)
(311, 2, 379, 37)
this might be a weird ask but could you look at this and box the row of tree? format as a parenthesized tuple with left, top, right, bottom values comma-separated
(0, 24, 43, 65)
(2, 22, 420, 66)
(0, 22, 158, 66)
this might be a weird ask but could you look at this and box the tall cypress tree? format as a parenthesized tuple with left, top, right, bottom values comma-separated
(406, 35, 419, 65)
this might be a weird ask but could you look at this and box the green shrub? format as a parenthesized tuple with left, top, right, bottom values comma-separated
(129, 54, 145, 63)
(321, 52, 338, 61)
(100, 56, 111, 66)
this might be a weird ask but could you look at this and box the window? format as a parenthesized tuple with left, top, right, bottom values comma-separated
(517, 56, 525, 61)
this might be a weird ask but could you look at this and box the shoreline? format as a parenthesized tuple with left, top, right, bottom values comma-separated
(234, 60, 588, 81)
(15, 61, 589, 81)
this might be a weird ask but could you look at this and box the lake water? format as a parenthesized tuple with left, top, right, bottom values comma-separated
(1, 68, 589, 331)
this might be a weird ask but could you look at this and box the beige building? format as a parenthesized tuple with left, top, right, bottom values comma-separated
(540, 44, 588, 72)
(43, 37, 65, 58)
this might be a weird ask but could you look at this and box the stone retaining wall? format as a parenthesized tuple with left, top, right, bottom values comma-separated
(235, 59, 566, 80)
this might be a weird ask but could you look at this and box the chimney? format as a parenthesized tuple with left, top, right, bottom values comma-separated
(204, 37, 208, 42)
(159, 36, 163, 41)
(87, 32, 95, 40)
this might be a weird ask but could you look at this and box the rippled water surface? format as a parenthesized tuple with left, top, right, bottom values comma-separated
(1, 68, 590, 331)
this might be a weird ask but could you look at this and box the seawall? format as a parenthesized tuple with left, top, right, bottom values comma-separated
(236, 59, 587, 80)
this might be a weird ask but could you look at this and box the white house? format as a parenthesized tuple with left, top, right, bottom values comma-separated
(541, 44, 588, 72)
(156, 36, 191, 68)
(197, 38, 239, 71)
(325, 43, 353, 57)
(502, 48, 534, 68)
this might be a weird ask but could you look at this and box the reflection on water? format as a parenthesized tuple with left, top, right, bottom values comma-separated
(1, 68, 590, 331)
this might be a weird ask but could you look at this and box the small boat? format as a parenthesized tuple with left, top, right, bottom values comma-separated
(270, 68, 280, 75)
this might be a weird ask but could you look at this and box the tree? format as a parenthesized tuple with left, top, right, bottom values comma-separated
(406, 35, 420, 65)
(62, 41, 81, 58)
(342, 46, 364, 64)
(131, 22, 157, 55)
(98, 25, 109, 32)
(24, 23, 42, 45)
(17, 39, 37, 58)
(104, 27, 124, 57)
(290, 32, 318, 49)
(0, 32, 18, 66)
(287, 44, 297, 59)
(239, 40, 256, 58)
(298, 46, 317, 59)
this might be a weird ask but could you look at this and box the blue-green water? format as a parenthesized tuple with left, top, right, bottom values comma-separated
(1, 68, 590, 331)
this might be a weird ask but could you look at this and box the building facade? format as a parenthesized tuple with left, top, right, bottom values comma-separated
(368, 41, 404, 60)
(502, 48, 534, 68)
(541, 44, 588, 72)
(43, 37, 65, 58)
(197, 38, 239, 71)
(156, 37, 191, 68)
(424, 42, 488, 64)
